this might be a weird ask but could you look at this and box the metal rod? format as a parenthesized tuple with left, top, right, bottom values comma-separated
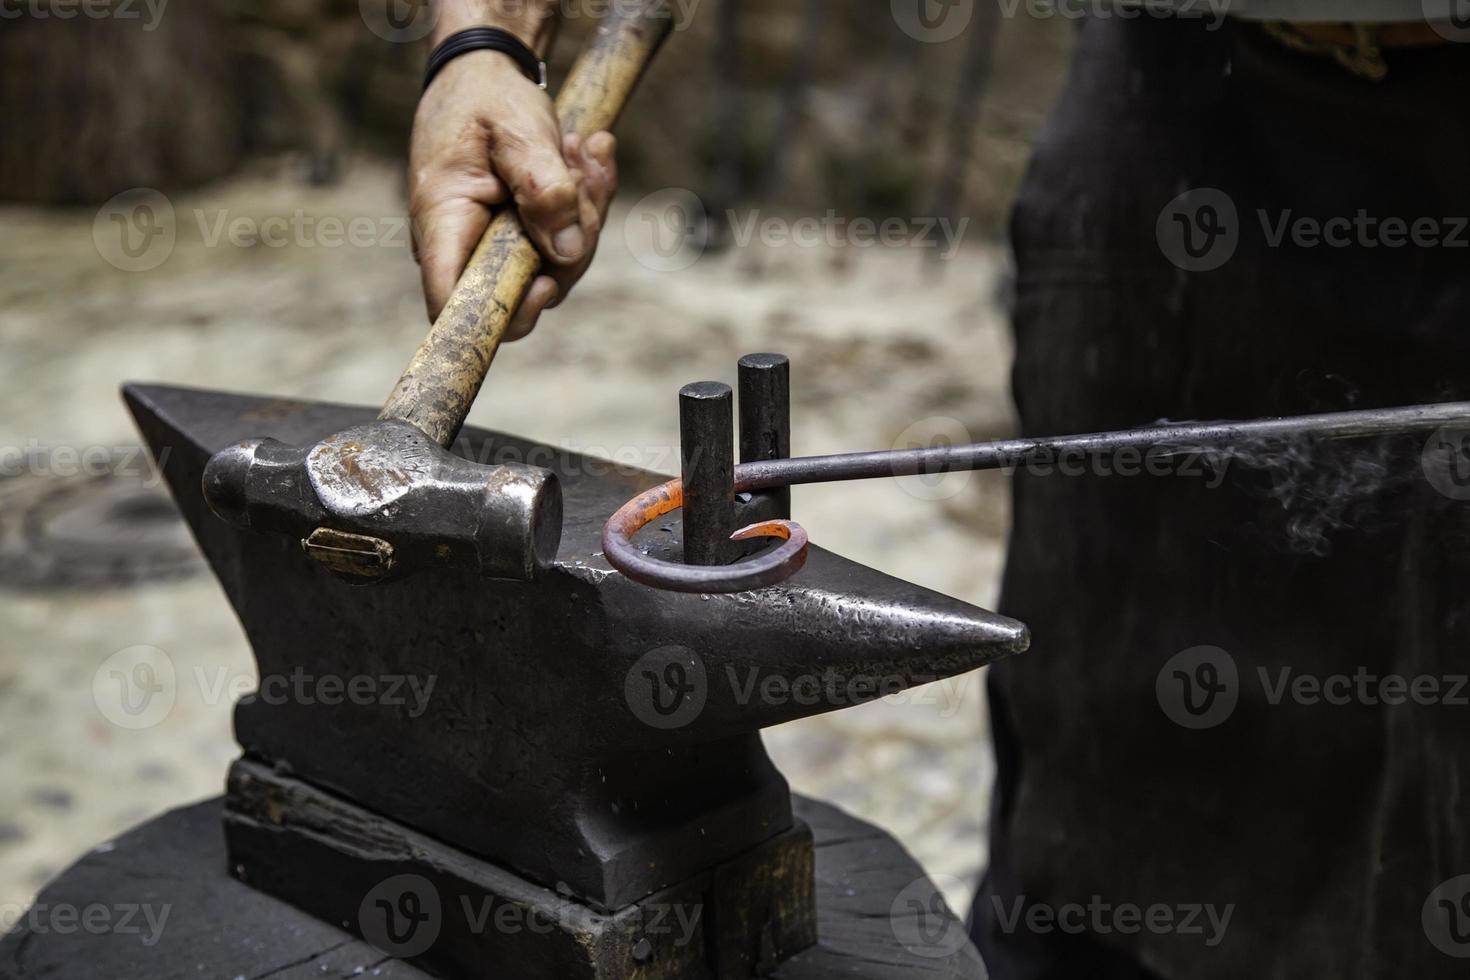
(738, 353, 792, 519)
(605, 400, 1470, 594)
(680, 381, 737, 566)
(733, 402, 1470, 491)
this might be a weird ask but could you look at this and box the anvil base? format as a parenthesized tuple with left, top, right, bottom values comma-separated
(0, 796, 986, 980)
(224, 759, 817, 980)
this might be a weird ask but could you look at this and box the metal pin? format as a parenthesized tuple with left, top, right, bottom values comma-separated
(680, 382, 737, 566)
(738, 353, 792, 520)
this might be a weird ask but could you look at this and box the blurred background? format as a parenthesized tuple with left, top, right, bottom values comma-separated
(0, 0, 1074, 921)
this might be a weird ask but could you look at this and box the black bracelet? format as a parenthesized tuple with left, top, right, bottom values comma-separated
(423, 27, 547, 92)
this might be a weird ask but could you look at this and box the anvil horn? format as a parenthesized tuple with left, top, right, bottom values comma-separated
(124, 382, 1028, 911)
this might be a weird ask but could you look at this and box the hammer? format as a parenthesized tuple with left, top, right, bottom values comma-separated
(202, 2, 675, 583)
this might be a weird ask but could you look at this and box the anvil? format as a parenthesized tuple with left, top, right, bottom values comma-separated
(123, 377, 1028, 979)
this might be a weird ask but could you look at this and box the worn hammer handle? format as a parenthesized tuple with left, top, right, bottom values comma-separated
(380, 2, 675, 447)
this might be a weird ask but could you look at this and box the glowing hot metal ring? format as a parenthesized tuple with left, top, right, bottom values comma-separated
(601, 478, 809, 593)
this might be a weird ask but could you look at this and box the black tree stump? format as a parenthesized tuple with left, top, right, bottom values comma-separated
(0, 797, 985, 980)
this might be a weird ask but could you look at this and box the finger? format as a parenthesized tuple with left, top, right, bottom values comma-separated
(565, 135, 600, 248)
(544, 133, 620, 307)
(408, 173, 507, 266)
(583, 131, 619, 194)
(505, 275, 560, 342)
(489, 99, 587, 267)
(414, 197, 497, 322)
(580, 131, 619, 223)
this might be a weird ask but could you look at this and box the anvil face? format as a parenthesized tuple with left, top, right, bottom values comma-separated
(125, 384, 1029, 912)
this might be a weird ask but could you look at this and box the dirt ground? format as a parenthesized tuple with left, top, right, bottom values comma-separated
(0, 160, 1020, 923)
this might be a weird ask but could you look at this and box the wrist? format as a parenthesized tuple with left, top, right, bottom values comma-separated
(423, 30, 548, 92)
(431, 0, 559, 53)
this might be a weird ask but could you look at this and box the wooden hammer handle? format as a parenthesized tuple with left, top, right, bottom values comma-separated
(380, 1, 675, 447)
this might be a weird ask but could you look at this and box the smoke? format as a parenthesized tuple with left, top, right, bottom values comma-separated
(1193, 434, 1414, 558)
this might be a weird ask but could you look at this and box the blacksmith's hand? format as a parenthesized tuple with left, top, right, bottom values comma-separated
(410, 0, 618, 339)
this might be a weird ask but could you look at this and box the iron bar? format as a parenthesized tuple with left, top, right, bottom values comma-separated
(733, 402, 1470, 490)
(605, 401, 1470, 594)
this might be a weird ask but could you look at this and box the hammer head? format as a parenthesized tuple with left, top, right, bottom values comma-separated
(202, 419, 562, 582)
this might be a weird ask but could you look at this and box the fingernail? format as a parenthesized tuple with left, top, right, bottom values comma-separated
(554, 225, 586, 261)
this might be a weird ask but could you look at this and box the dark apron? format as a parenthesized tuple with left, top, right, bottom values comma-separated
(971, 15, 1470, 980)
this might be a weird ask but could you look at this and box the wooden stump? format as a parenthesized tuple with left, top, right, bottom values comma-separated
(0, 796, 986, 979)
